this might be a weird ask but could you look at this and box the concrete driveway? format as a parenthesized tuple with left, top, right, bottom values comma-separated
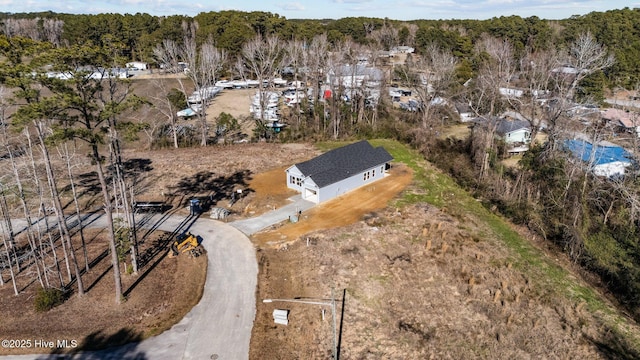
(230, 196, 315, 236)
(2, 213, 257, 360)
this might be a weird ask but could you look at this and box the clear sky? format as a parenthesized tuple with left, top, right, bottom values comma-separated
(1, 0, 637, 20)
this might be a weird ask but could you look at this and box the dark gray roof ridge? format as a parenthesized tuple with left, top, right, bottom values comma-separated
(294, 140, 393, 187)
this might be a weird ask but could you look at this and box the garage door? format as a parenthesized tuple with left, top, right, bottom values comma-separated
(304, 188, 318, 203)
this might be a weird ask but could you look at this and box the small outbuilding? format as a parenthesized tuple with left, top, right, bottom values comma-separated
(601, 108, 640, 138)
(286, 140, 393, 204)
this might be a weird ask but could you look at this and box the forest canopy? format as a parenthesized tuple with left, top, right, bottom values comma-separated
(1, 7, 639, 87)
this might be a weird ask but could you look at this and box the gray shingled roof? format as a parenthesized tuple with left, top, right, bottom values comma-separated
(294, 140, 393, 188)
(496, 119, 531, 135)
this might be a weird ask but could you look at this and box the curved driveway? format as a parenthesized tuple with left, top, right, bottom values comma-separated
(2, 213, 258, 360)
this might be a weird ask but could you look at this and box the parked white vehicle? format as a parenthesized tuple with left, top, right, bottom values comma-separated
(284, 91, 306, 106)
(232, 80, 248, 89)
(187, 86, 222, 104)
(272, 78, 287, 87)
(215, 80, 234, 89)
(177, 104, 202, 117)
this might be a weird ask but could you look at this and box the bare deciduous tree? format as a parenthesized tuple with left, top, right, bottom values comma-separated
(542, 32, 615, 150)
(307, 34, 330, 133)
(410, 43, 458, 130)
(154, 23, 226, 147)
(183, 31, 226, 146)
(35, 120, 84, 296)
(369, 22, 398, 51)
(57, 142, 90, 272)
(241, 35, 285, 131)
(154, 39, 189, 148)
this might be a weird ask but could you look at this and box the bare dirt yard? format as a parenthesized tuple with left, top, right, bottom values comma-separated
(250, 205, 639, 359)
(0, 141, 319, 356)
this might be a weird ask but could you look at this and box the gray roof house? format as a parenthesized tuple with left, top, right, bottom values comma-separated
(472, 116, 532, 154)
(496, 118, 532, 154)
(286, 141, 393, 204)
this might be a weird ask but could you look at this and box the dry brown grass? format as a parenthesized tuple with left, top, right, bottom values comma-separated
(251, 201, 626, 359)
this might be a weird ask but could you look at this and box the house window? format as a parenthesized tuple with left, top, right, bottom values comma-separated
(364, 171, 371, 181)
(372, 169, 376, 177)
(290, 176, 302, 186)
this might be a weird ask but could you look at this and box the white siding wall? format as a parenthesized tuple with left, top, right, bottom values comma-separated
(504, 128, 531, 144)
(286, 166, 305, 191)
(317, 165, 386, 203)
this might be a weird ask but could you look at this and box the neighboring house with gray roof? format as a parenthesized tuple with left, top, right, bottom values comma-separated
(496, 118, 532, 144)
(454, 102, 475, 122)
(286, 140, 393, 204)
(472, 116, 532, 154)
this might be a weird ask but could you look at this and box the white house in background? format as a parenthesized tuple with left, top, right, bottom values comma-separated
(326, 65, 384, 89)
(126, 61, 148, 71)
(496, 118, 532, 145)
(390, 46, 415, 55)
(499, 87, 524, 98)
(286, 140, 393, 204)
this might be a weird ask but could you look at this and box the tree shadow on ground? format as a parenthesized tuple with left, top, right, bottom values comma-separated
(115, 158, 155, 199)
(585, 328, 640, 360)
(64, 158, 155, 211)
(124, 213, 200, 297)
(36, 328, 146, 359)
(67, 170, 102, 209)
(166, 169, 254, 211)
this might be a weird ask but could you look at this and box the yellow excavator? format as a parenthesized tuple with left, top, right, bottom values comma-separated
(169, 232, 203, 258)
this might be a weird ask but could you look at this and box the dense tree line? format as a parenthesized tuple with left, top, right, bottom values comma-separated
(1, 8, 640, 87)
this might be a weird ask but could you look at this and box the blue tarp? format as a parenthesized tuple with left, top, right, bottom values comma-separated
(564, 139, 633, 166)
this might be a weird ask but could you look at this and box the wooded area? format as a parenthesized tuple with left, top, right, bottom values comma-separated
(0, 8, 640, 328)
